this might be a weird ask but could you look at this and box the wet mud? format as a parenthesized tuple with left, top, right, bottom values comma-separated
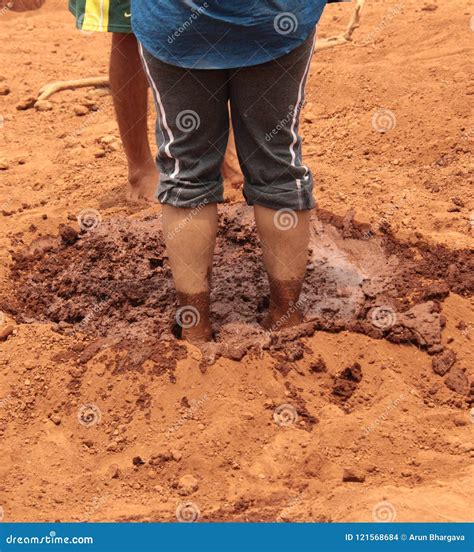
(4, 204, 473, 397)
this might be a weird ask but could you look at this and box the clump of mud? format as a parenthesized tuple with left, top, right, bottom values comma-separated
(4, 204, 473, 389)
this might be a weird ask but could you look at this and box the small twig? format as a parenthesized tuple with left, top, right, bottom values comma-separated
(37, 76, 109, 101)
(315, 0, 366, 51)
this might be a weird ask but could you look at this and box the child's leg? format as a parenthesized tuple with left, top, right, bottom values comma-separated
(109, 32, 159, 202)
(229, 32, 316, 329)
(139, 45, 229, 342)
(222, 121, 243, 190)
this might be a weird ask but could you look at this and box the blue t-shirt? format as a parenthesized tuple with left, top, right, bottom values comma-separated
(132, 0, 331, 70)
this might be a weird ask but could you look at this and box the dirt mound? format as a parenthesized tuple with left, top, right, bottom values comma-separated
(4, 204, 472, 396)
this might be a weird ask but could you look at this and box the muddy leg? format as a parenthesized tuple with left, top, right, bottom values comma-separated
(254, 205, 311, 330)
(162, 204, 217, 343)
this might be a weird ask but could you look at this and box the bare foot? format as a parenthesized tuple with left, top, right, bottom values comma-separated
(127, 163, 159, 203)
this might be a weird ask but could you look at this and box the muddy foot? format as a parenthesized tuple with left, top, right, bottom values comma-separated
(176, 292, 213, 344)
(262, 307, 303, 332)
(182, 325, 214, 344)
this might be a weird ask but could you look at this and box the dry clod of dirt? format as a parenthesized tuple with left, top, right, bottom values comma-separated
(73, 104, 89, 116)
(432, 349, 457, 376)
(310, 357, 327, 373)
(444, 368, 469, 396)
(59, 224, 79, 245)
(342, 468, 366, 483)
(106, 464, 121, 479)
(177, 474, 199, 496)
(0, 325, 14, 341)
(16, 96, 36, 110)
(332, 362, 363, 402)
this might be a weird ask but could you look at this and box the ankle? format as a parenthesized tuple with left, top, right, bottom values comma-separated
(175, 291, 212, 342)
(128, 159, 157, 182)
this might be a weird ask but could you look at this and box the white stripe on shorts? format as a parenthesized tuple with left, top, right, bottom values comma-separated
(138, 42, 180, 181)
(289, 35, 316, 190)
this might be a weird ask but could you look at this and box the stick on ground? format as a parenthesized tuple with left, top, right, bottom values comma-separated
(315, 0, 366, 51)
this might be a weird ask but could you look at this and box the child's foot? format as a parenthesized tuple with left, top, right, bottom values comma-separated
(127, 162, 159, 203)
(222, 151, 242, 190)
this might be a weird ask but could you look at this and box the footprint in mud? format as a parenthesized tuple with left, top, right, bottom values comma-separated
(2, 204, 472, 390)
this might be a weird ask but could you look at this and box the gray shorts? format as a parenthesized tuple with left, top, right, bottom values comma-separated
(139, 32, 316, 211)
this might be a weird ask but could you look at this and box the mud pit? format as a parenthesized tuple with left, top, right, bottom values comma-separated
(5, 204, 472, 400)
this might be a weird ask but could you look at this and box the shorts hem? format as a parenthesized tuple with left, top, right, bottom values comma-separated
(157, 180, 224, 209)
(243, 180, 315, 211)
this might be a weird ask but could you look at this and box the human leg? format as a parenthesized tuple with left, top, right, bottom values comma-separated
(229, 32, 316, 329)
